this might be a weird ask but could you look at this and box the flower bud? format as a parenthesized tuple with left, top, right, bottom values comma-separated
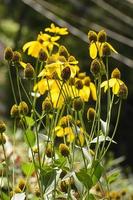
(69, 77, 75, 86)
(88, 31, 97, 42)
(45, 144, 53, 158)
(102, 43, 111, 57)
(38, 49, 48, 61)
(42, 99, 52, 112)
(75, 79, 83, 90)
(73, 97, 83, 111)
(60, 115, 72, 128)
(0, 134, 6, 145)
(87, 107, 96, 121)
(111, 68, 121, 79)
(61, 66, 71, 81)
(98, 30, 107, 43)
(19, 101, 29, 115)
(59, 143, 70, 157)
(0, 120, 6, 133)
(118, 84, 128, 99)
(90, 59, 101, 77)
(24, 63, 35, 79)
(18, 178, 26, 191)
(60, 180, 68, 193)
(59, 46, 69, 58)
(12, 51, 22, 62)
(10, 104, 19, 118)
(4, 47, 13, 61)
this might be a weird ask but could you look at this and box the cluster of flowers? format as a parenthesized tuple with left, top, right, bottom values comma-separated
(0, 23, 129, 199)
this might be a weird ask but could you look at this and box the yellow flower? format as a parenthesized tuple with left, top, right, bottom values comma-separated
(73, 77, 97, 101)
(38, 53, 78, 80)
(23, 32, 60, 57)
(89, 41, 117, 59)
(101, 78, 124, 95)
(55, 126, 75, 142)
(45, 23, 68, 35)
(88, 30, 117, 59)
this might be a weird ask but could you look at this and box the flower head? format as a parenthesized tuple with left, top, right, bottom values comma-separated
(45, 23, 68, 35)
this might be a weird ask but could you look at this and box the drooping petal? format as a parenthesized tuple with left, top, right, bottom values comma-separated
(107, 43, 118, 54)
(89, 43, 97, 59)
(23, 41, 36, 52)
(90, 82, 97, 100)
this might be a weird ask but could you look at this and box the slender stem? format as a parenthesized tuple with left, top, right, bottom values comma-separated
(100, 99, 122, 160)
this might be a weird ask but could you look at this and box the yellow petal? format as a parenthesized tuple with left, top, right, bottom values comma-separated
(107, 43, 118, 54)
(23, 41, 36, 52)
(19, 61, 27, 68)
(79, 86, 90, 101)
(89, 43, 97, 59)
(112, 81, 119, 94)
(90, 82, 97, 101)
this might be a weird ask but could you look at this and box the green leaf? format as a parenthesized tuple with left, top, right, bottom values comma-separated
(0, 192, 10, 200)
(85, 194, 96, 200)
(24, 129, 36, 147)
(21, 162, 35, 177)
(92, 160, 104, 185)
(107, 171, 120, 184)
(54, 157, 67, 168)
(76, 169, 93, 189)
(41, 166, 56, 189)
(25, 116, 35, 127)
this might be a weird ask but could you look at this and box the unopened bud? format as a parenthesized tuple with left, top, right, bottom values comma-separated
(24, 63, 35, 79)
(45, 144, 53, 158)
(90, 59, 101, 77)
(60, 115, 73, 128)
(102, 43, 111, 57)
(42, 99, 52, 112)
(118, 84, 128, 99)
(88, 31, 97, 42)
(4, 47, 13, 61)
(10, 104, 19, 118)
(98, 30, 107, 43)
(19, 101, 29, 115)
(18, 178, 26, 191)
(73, 97, 83, 111)
(75, 79, 83, 90)
(61, 66, 71, 81)
(12, 51, 22, 62)
(39, 49, 48, 61)
(87, 107, 96, 121)
(111, 68, 121, 79)
(59, 143, 69, 157)
(0, 120, 6, 133)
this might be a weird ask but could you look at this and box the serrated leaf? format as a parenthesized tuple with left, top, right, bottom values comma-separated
(25, 116, 35, 127)
(21, 162, 35, 177)
(76, 169, 93, 189)
(24, 129, 36, 147)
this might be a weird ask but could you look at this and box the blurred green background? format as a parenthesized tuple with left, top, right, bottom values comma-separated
(0, 0, 133, 168)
